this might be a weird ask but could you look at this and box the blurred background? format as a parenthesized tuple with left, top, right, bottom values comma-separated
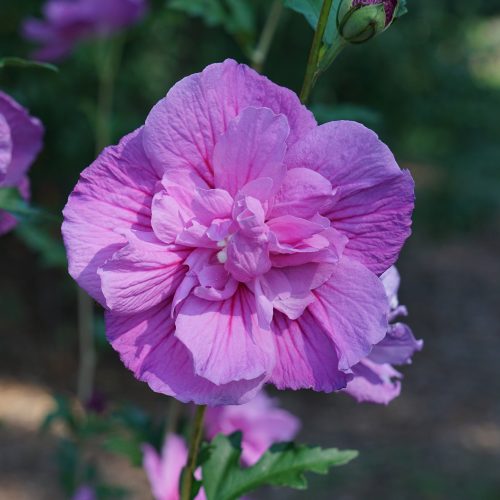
(1, 0, 500, 498)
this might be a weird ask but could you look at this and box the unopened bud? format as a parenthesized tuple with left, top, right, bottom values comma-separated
(337, 0, 399, 44)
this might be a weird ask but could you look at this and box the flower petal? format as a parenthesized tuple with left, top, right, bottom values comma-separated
(0, 91, 43, 187)
(191, 188, 233, 226)
(142, 434, 187, 500)
(62, 128, 159, 304)
(150, 192, 185, 244)
(98, 230, 189, 313)
(370, 323, 423, 365)
(213, 107, 289, 196)
(286, 121, 414, 274)
(143, 59, 315, 185)
(269, 168, 334, 219)
(106, 301, 266, 406)
(343, 359, 401, 404)
(175, 287, 275, 385)
(270, 310, 352, 392)
(0, 113, 12, 180)
(309, 257, 389, 370)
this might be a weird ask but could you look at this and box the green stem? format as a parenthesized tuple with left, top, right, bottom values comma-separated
(299, 0, 334, 104)
(180, 405, 207, 500)
(251, 0, 284, 72)
(95, 36, 124, 153)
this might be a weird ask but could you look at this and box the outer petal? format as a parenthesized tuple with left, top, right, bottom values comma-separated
(308, 257, 389, 371)
(343, 359, 401, 405)
(270, 310, 352, 392)
(286, 121, 414, 274)
(62, 128, 159, 304)
(106, 301, 266, 406)
(98, 230, 189, 313)
(143, 59, 316, 184)
(175, 287, 275, 385)
(213, 107, 289, 196)
(369, 323, 423, 365)
(0, 92, 43, 187)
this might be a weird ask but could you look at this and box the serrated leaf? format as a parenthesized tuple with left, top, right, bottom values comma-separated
(283, 0, 339, 44)
(202, 432, 358, 500)
(0, 57, 58, 73)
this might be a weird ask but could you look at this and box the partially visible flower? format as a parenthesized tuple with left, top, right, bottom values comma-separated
(143, 393, 298, 498)
(72, 485, 97, 500)
(143, 434, 205, 500)
(205, 391, 300, 466)
(337, 0, 400, 44)
(0, 92, 43, 236)
(22, 0, 147, 61)
(63, 59, 414, 406)
(344, 266, 423, 404)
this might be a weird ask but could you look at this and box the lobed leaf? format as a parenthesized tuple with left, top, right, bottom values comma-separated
(202, 432, 358, 500)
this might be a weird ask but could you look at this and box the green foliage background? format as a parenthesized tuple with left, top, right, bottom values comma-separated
(2, 0, 500, 235)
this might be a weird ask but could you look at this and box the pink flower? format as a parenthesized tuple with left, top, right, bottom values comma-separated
(62, 59, 414, 406)
(0, 92, 43, 236)
(22, 0, 147, 61)
(143, 434, 205, 500)
(344, 266, 423, 404)
(205, 390, 300, 466)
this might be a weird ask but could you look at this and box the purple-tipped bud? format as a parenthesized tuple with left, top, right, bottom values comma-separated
(337, 0, 399, 44)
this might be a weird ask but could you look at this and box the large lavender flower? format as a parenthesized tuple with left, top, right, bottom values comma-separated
(62, 60, 415, 406)
(22, 0, 147, 61)
(0, 92, 43, 235)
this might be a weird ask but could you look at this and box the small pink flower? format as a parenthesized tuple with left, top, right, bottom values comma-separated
(0, 92, 43, 236)
(143, 434, 205, 500)
(62, 60, 414, 406)
(205, 391, 300, 466)
(344, 266, 423, 404)
(22, 0, 147, 61)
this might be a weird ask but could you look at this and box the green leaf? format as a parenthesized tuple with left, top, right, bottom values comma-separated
(202, 432, 358, 500)
(169, 0, 255, 39)
(0, 57, 58, 73)
(15, 222, 67, 268)
(283, 0, 339, 44)
(311, 102, 383, 127)
(104, 434, 143, 466)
